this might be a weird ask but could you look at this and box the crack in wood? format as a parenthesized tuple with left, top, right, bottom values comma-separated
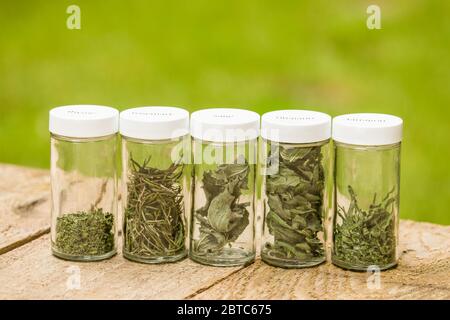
(0, 227, 50, 255)
(184, 266, 246, 299)
(14, 197, 48, 214)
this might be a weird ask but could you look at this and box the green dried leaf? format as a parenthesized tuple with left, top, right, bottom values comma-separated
(194, 160, 251, 255)
(263, 144, 325, 262)
(333, 186, 397, 266)
(280, 147, 311, 162)
(207, 185, 236, 232)
(226, 206, 250, 242)
(123, 155, 186, 259)
(55, 208, 114, 256)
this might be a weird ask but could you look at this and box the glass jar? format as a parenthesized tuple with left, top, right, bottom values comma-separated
(120, 106, 190, 263)
(331, 113, 403, 271)
(189, 108, 260, 266)
(49, 105, 119, 261)
(260, 110, 332, 268)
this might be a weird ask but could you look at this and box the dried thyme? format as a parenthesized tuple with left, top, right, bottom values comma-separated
(123, 156, 185, 258)
(263, 145, 325, 261)
(334, 186, 396, 266)
(55, 208, 114, 256)
(193, 160, 250, 255)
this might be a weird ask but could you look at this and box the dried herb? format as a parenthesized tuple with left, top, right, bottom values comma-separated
(334, 186, 396, 266)
(193, 160, 250, 255)
(55, 208, 114, 256)
(124, 156, 185, 258)
(263, 145, 325, 261)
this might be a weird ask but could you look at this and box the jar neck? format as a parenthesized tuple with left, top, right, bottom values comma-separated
(334, 141, 401, 151)
(192, 137, 257, 147)
(121, 134, 187, 145)
(263, 138, 330, 148)
(50, 133, 117, 143)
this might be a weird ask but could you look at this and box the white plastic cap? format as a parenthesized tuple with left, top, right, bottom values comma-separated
(332, 113, 403, 146)
(120, 106, 189, 140)
(190, 108, 260, 142)
(261, 110, 331, 143)
(49, 105, 119, 138)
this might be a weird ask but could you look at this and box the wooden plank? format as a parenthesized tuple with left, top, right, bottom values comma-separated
(1, 163, 449, 300)
(0, 164, 246, 300)
(0, 234, 243, 299)
(0, 164, 50, 254)
(191, 220, 450, 300)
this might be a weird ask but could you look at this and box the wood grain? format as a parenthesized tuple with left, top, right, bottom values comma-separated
(0, 164, 50, 254)
(0, 234, 243, 299)
(191, 220, 450, 299)
(1, 164, 449, 300)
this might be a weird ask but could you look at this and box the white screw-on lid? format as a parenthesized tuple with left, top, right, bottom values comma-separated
(332, 113, 403, 146)
(190, 108, 260, 142)
(120, 106, 189, 140)
(261, 110, 331, 143)
(49, 105, 119, 138)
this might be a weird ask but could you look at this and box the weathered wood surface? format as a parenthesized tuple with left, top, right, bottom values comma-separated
(0, 164, 50, 254)
(0, 235, 242, 299)
(193, 221, 450, 300)
(0, 164, 449, 300)
(0, 164, 243, 299)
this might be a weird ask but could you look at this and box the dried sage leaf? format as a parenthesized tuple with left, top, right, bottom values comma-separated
(264, 144, 325, 261)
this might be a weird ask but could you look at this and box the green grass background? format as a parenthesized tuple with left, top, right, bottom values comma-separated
(0, 0, 449, 224)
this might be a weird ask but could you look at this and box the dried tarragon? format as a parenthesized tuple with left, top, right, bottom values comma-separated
(333, 186, 397, 266)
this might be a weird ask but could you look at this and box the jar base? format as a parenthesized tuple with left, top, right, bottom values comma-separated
(261, 253, 326, 269)
(190, 249, 255, 267)
(52, 249, 117, 262)
(331, 256, 398, 272)
(123, 251, 187, 264)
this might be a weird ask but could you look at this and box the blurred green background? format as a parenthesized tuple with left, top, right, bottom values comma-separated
(0, 0, 449, 224)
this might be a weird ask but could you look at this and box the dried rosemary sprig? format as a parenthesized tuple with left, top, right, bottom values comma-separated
(193, 160, 250, 255)
(55, 208, 114, 256)
(123, 156, 185, 258)
(333, 186, 396, 266)
(263, 145, 325, 261)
